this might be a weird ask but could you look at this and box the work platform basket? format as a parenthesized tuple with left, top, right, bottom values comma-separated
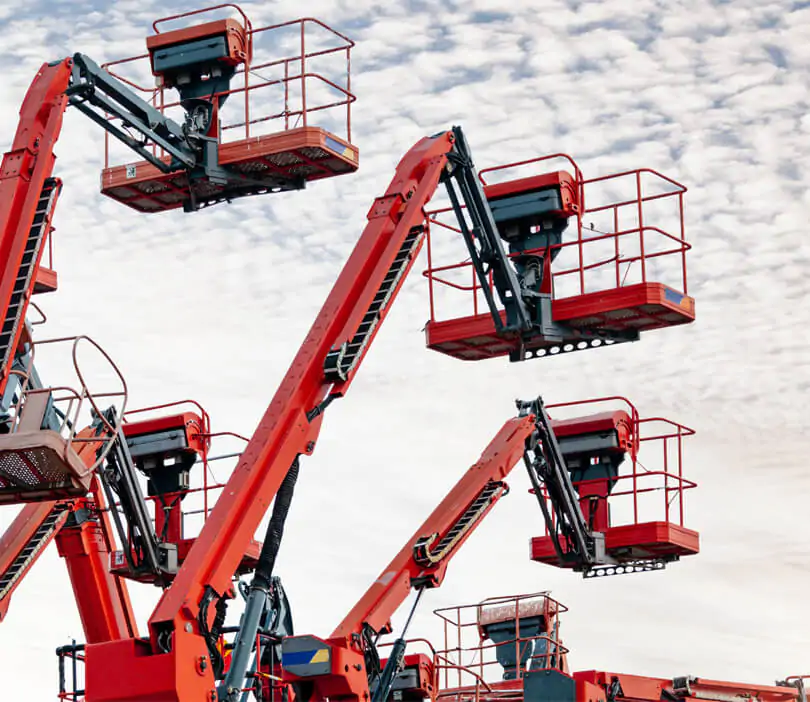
(531, 397, 698, 575)
(375, 593, 571, 702)
(423, 156, 694, 361)
(431, 592, 571, 701)
(107, 400, 261, 583)
(98, 6, 358, 212)
(0, 336, 127, 505)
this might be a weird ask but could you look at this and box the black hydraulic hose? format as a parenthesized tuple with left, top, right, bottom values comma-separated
(253, 457, 300, 591)
(222, 457, 301, 700)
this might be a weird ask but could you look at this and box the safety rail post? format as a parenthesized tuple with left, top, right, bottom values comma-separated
(426, 223, 436, 321)
(576, 210, 585, 295)
(679, 191, 688, 293)
(613, 207, 620, 288)
(663, 435, 670, 524)
(157, 86, 164, 158)
(472, 263, 478, 316)
(636, 171, 646, 283)
(516, 597, 523, 679)
(677, 424, 684, 525)
(300, 21, 307, 128)
(284, 60, 290, 130)
(244, 38, 251, 140)
(632, 442, 639, 524)
(346, 41, 352, 141)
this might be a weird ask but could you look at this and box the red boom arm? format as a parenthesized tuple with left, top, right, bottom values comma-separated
(85, 131, 460, 700)
(0, 59, 71, 396)
(332, 414, 535, 640)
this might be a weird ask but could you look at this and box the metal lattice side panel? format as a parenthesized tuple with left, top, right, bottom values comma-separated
(0, 433, 93, 504)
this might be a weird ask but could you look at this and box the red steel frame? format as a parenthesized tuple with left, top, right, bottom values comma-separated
(423, 154, 692, 329)
(0, 58, 136, 649)
(433, 591, 570, 692)
(0, 501, 69, 622)
(111, 401, 264, 580)
(55, 480, 139, 644)
(98, 7, 358, 212)
(0, 32, 787, 702)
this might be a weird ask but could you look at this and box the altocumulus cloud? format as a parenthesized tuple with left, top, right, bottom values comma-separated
(0, 0, 808, 694)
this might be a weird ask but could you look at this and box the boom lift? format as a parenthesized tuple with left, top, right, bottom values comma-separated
(0, 1, 356, 690)
(0, 4, 360, 510)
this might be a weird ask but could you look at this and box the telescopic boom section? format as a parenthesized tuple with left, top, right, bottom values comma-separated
(331, 415, 535, 641)
(0, 59, 71, 396)
(146, 131, 457, 643)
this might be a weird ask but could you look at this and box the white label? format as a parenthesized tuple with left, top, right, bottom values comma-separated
(126, 164, 137, 179)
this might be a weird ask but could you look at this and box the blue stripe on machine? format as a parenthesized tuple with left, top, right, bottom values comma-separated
(282, 650, 319, 666)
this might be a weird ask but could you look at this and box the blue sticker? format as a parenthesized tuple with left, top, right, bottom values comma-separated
(664, 287, 684, 305)
(324, 136, 351, 158)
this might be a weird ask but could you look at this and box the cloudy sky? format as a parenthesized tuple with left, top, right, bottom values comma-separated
(0, 0, 809, 696)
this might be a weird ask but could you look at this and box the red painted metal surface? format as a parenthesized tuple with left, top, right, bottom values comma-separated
(146, 18, 251, 71)
(425, 283, 695, 362)
(484, 169, 579, 217)
(55, 499, 135, 644)
(98, 9, 358, 212)
(0, 59, 71, 396)
(121, 410, 208, 454)
(550, 410, 636, 454)
(33, 266, 58, 294)
(101, 128, 358, 213)
(0, 501, 68, 622)
(423, 155, 694, 361)
(531, 522, 699, 565)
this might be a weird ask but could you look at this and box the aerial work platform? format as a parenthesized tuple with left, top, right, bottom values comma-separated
(529, 397, 699, 576)
(423, 157, 694, 361)
(104, 402, 261, 583)
(97, 8, 358, 212)
(0, 336, 126, 505)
